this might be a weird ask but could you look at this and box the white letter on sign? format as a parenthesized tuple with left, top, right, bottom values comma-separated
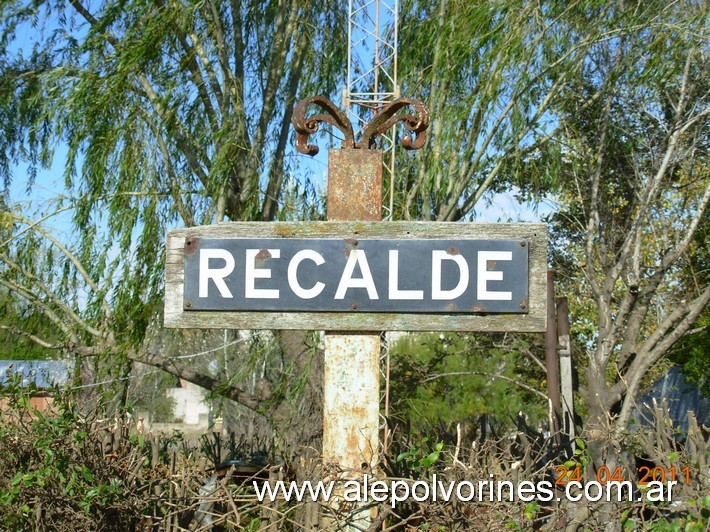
(432, 250, 469, 300)
(288, 250, 325, 299)
(477, 251, 512, 300)
(245, 249, 280, 299)
(335, 249, 379, 300)
(199, 249, 235, 298)
(389, 250, 424, 300)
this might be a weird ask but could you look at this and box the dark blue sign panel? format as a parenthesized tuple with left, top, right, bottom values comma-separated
(183, 238, 528, 313)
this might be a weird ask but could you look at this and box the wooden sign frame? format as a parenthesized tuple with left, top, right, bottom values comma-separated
(164, 221, 547, 332)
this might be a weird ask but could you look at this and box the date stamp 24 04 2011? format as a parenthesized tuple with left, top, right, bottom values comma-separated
(555, 465, 692, 486)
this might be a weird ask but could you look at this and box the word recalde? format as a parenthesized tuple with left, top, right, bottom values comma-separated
(184, 238, 528, 314)
(164, 221, 547, 332)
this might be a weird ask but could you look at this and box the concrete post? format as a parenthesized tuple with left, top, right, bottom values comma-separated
(557, 297, 575, 446)
(323, 148, 382, 528)
(545, 270, 561, 440)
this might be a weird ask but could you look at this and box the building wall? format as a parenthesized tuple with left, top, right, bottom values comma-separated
(0, 394, 56, 421)
(167, 379, 211, 425)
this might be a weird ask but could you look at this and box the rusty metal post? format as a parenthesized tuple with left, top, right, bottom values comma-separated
(291, 96, 428, 529)
(545, 270, 561, 440)
(556, 297, 575, 445)
(323, 149, 382, 528)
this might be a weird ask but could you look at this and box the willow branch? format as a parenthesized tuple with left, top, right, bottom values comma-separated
(247, 0, 300, 188)
(10, 213, 112, 320)
(0, 252, 105, 338)
(0, 204, 75, 248)
(0, 278, 76, 342)
(0, 325, 60, 350)
(69, 0, 212, 189)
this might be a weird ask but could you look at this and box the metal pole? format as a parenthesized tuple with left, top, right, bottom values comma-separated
(323, 148, 382, 529)
(545, 270, 561, 439)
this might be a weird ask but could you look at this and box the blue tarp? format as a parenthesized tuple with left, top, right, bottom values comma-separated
(0, 360, 72, 388)
(633, 365, 709, 433)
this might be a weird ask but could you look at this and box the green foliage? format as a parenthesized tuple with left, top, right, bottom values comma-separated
(0, 0, 706, 475)
(542, 0, 709, 443)
(561, 437, 591, 470)
(667, 216, 710, 395)
(394, 0, 605, 221)
(0, 0, 346, 357)
(0, 290, 59, 361)
(0, 0, 346, 435)
(668, 319, 709, 397)
(389, 332, 547, 433)
(0, 376, 146, 530)
(0, 204, 64, 360)
(397, 437, 444, 474)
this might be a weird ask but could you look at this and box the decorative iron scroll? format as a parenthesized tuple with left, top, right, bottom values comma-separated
(292, 96, 355, 155)
(360, 98, 430, 150)
(292, 96, 430, 155)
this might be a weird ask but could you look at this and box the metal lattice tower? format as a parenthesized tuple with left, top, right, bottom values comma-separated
(344, 0, 399, 220)
(344, 0, 399, 455)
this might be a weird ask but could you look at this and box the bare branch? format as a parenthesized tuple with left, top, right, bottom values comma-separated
(611, 285, 710, 423)
(130, 347, 266, 412)
(605, 50, 702, 298)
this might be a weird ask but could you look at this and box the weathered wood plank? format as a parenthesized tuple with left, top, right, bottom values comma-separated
(163, 221, 547, 332)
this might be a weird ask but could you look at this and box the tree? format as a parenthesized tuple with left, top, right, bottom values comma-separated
(2, 0, 705, 470)
(666, 214, 710, 395)
(0, 204, 71, 361)
(1, 0, 597, 450)
(547, 0, 708, 470)
(1, 0, 343, 316)
(394, 0, 603, 221)
(388, 332, 548, 439)
(0, 0, 343, 451)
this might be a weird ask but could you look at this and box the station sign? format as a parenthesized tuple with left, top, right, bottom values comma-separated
(164, 222, 547, 332)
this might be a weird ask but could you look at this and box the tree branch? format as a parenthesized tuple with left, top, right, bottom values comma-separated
(261, 29, 307, 221)
(0, 325, 59, 350)
(129, 347, 267, 413)
(0, 252, 105, 339)
(0, 278, 77, 342)
(240, 0, 299, 211)
(605, 50, 699, 299)
(611, 285, 710, 420)
(422, 371, 547, 400)
(9, 213, 112, 320)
